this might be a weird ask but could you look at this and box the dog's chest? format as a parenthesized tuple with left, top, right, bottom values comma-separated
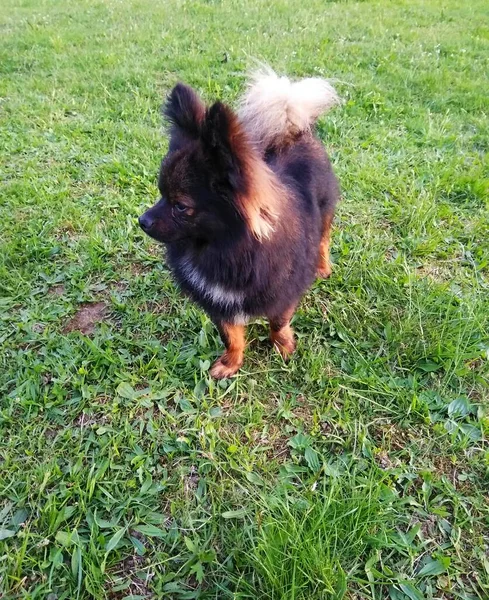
(174, 255, 246, 313)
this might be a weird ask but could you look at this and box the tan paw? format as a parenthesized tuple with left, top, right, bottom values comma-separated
(209, 354, 243, 379)
(272, 336, 296, 360)
(316, 263, 332, 279)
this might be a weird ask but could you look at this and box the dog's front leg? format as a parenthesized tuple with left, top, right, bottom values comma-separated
(269, 306, 297, 359)
(209, 321, 246, 379)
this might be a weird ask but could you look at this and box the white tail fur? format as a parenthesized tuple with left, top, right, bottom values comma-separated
(238, 66, 340, 150)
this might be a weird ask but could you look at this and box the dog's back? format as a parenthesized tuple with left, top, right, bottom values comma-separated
(238, 69, 340, 283)
(238, 68, 339, 228)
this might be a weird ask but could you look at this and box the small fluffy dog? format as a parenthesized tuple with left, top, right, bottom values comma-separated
(139, 68, 340, 378)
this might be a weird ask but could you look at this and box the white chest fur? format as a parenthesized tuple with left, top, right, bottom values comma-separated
(178, 257, 247, 316)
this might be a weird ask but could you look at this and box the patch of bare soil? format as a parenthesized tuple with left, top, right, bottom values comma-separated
(63, 302, 108, 335)
(375, 449, 394, 470)
(111, 281, 129, 293)
(107, 538, 154, 599)
(128, 261, 153, 276)
(416, 263, 452, 283)
(141, 299, 171, 314)
(74, 411, 109, 429)
(255, 424, 291, 462)
(49, 284, 65, 296)
(183, 465, 200, 497)
(371, 422, 412, 451)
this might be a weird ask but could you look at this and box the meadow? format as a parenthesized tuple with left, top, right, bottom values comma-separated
(1, 0, 488, 598)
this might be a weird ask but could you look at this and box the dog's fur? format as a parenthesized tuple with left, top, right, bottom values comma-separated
(139, 68, 340, 378)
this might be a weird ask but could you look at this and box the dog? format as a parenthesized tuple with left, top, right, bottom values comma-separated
(139, 68, 340, 379)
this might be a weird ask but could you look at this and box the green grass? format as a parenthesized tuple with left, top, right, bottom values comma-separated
(233, 466, 396, 599)
(1, 0, 488, 598)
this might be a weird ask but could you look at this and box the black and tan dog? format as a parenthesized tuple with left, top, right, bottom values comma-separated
(139, 68, 340, 378)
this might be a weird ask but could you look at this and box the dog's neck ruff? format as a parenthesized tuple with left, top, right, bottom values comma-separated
(176, 255, 249, 324)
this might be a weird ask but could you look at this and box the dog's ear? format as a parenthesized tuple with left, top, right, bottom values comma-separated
(201, 102, 280, 240)
(200, 101, 247, 191)
(163, 83, 205, 141)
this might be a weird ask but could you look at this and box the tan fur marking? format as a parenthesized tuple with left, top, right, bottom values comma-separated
(239, 159, 283, 240)
(227, 111, 284, 241)
(317, 212, 334, 278)
(210, 323, 246, 379)
(269, 306, 296, 359)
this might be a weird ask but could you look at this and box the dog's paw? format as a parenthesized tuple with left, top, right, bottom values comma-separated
(272, 336, 296, 360)
(316, 264, 332, 279)
(209, 354, 243, 379)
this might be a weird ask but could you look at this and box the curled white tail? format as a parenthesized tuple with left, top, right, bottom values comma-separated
(238, 66, 340, 151)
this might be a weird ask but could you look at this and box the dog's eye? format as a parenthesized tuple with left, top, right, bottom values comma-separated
(174, 202, 188, 213)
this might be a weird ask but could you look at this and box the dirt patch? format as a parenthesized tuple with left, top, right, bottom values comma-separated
(44, 427, 59, 440)
(375, 450, 394, 470)
(416, 263, 452, 283)
(107, 544, 154, 599)
(74, 411, 110, 429)
(431, 455, 478, 494)
(371, 422, 412, 451)
(110, 281, 129, 293)
(183, 465, 199, 496)
(256, 423, 291, 462)
(142, 299, 171, 314)
(63, 302, 108, 335)
(49, 284, 65, 296)
(128, 261, 153, 276)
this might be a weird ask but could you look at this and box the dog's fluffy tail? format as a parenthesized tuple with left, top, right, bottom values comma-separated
(238, 66, 340, 151)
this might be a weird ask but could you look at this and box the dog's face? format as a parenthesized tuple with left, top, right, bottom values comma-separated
(139, 143, 242, 244)
(139, 83, 279, 245)
(139, 84, 248, 245)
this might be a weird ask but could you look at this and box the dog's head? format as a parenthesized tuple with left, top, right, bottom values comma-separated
(139, 83, 281, 245)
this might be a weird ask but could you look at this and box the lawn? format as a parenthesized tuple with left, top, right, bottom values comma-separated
(1, 0, 488, 598)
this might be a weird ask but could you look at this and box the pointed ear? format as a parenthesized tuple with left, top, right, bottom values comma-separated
(201, 102, 282, 241)
(200, 101, 246, 190)
(163, 83, 205, 139)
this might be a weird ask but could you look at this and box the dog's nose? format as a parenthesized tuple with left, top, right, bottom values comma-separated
(138, 214, 154, 232)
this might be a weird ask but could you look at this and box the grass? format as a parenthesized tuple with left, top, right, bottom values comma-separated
(234, 466, 395, 599)
(1, 0, 488, 597)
